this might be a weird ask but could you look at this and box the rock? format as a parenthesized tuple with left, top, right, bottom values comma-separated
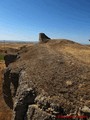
(3, 68, 13, 109)
(3, 67, 20, 109)
(4, 54, 17, 67)
(81, 106, 90, 113)
(39, 33, 50, 43)
(66, 80, 73, 86)
(27, 105, 54, 120)
(80, 106, 90, 119)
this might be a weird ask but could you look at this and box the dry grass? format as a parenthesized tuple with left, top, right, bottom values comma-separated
(0, 42, 34, 50)
(62, 46, 90, 64)
(47, 40, 90, 64)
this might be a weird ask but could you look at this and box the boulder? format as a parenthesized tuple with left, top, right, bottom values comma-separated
(39, 33, 50, 43)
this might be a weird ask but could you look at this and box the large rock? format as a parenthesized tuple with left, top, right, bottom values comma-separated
(27, 105, 53, 120)
(80, 106, 90, 118)
(39, 33, 50, 43)
(4, 54, 17, 67)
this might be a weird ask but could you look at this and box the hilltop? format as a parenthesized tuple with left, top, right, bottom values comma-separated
(2, 33, 90, 120)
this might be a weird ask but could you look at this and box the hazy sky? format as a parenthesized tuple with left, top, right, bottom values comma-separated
(0, 0, 90, 44)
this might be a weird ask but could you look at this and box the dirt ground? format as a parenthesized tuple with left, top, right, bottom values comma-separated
(0, 61, 12, 120)
(4, 39, 90, 118)
(0, 42, 33, 49)
(0, 39, 90, 119)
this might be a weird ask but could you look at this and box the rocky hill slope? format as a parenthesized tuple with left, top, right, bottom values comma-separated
(3, 33, 90, 120)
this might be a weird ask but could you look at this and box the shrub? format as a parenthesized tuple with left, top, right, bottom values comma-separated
(0, 55, 4, 61)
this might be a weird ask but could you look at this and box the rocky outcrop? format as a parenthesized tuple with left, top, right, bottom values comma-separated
(2, 34, 90, 120)
(4, 54, 17, 67)
(39, 33, 50, 43)
(3, 68, 19, 109)
(27, 105, 53, 120)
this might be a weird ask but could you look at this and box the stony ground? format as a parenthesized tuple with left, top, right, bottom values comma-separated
(3, 38, 90, 120)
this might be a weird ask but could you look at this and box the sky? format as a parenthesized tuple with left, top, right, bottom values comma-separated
(0, 0, 90, 44)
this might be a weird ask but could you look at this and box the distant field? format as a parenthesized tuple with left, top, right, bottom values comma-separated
(0, 42, 34, 50)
